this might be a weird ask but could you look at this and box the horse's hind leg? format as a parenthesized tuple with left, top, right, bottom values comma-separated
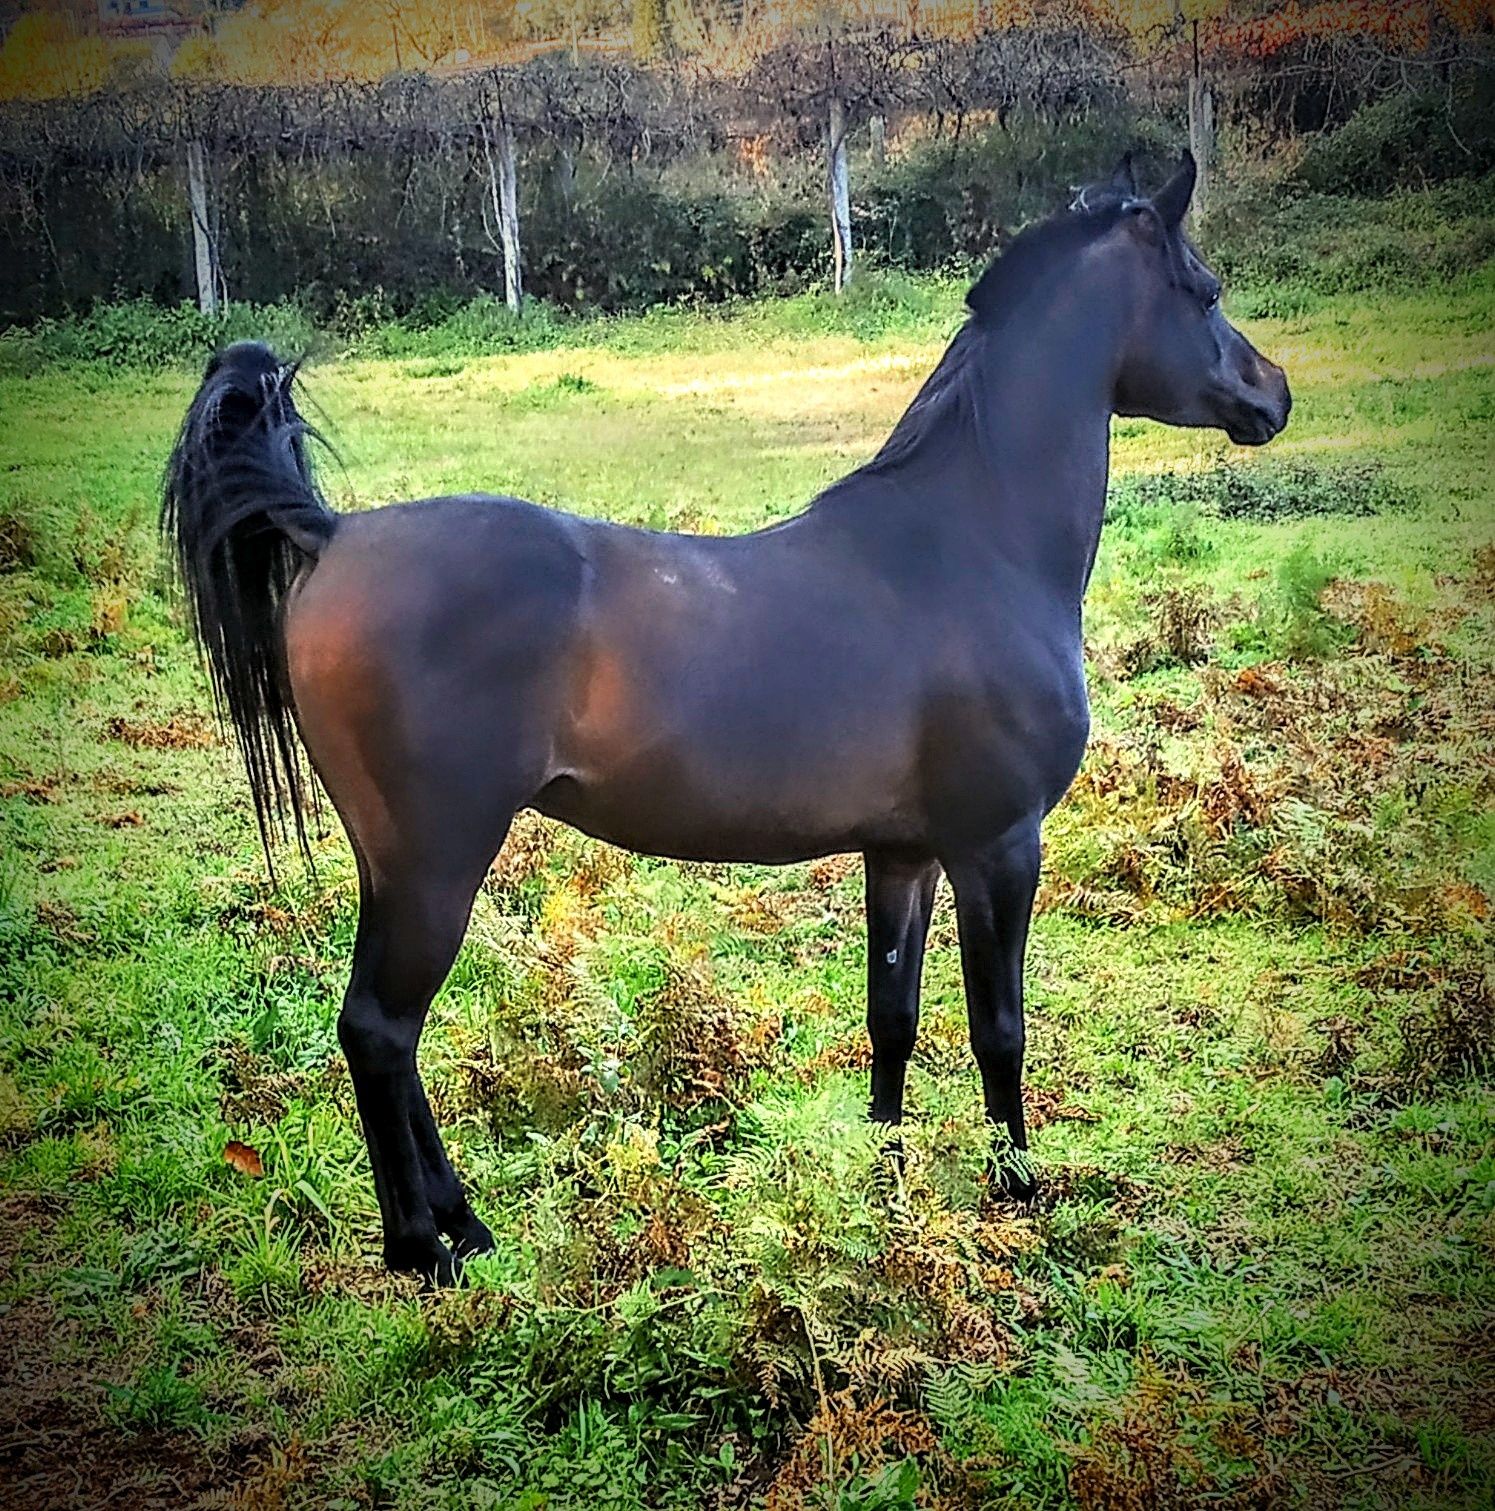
(283, 529, 572, 1278)
(339, 855, 501, 1283)
(408, 1071, 493, 1258)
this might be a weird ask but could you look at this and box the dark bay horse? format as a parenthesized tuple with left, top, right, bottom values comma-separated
(165, 154, 1289, 1282)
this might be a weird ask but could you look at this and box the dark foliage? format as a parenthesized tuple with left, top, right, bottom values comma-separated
(1292, 76, 1495, 195)
(1108, 457, 1417, 526)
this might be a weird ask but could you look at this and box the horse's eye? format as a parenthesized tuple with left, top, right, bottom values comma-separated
(1202, 288, 1221, 311)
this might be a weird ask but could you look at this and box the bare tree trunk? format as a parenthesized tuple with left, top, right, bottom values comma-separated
(869, 113, 886, 169)
(186, 139, 219, 317)
(556, 141, 576, 207)
(828, 96, 852, 294)
(496, 119, 522, 314)
(482, 107, 523, 314)
(1187, 19, 1214, 226)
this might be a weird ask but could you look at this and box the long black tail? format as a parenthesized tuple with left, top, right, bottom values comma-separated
(162, 341, 337, 861)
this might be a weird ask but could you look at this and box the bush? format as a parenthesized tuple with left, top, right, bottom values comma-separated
(348, 293, 573, 359)
(1267, 546, 1349, 660)
(1208, 176, 1495, 311)
(0, 296, 319, 373)
(857, 110, 1177, 271)
(1108, 457, 1415, 526)
(525, 178, 760, 309)
(1292, 80, 1495, 196)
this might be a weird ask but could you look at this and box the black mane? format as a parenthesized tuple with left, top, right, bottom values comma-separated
(162, 342, 335, 863)
(861, 320, 984, 476)
(861, 204, 1127, 477)
(965, 202, 1128, 325)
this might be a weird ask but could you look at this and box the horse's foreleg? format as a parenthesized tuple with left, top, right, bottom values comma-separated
(946, 825, 1042, 1202)
(864, 851, 941, 1126)
(339, 871, 482, 1284)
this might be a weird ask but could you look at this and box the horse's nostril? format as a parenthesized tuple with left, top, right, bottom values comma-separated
(1267, 379, 1291, 433)
(1257, 400, 1287, 441)
(1242, 365, 1289, 436)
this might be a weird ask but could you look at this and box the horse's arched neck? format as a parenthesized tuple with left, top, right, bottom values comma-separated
(961, 285, 1124, 607)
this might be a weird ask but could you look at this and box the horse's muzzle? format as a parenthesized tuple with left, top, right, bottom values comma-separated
(1223, 361, 1291, 447)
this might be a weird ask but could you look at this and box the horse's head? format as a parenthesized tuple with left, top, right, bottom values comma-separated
(1100, 154, 1290, 447)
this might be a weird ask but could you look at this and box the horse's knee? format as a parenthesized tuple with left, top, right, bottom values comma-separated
(970, 1019, 1024, 1072)
(338, 990, 420, 1072)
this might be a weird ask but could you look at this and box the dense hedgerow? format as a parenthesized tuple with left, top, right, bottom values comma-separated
(6, 171, 1494, 372)
(8, 72, 1495, 338)
(1289, 77, 1495, 195)
(0, 268, 965, 374)
(1206, 175, 1495, 317)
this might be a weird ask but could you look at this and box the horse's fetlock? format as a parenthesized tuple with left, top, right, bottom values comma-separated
(869, 1019, 918, 1064)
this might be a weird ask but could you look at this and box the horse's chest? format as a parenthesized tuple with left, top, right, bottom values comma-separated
(929, 638, 1091, 824)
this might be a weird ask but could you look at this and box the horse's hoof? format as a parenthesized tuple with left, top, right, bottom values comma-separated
(998, 1165, 1040, 1205)
(448, 1212, 496, 1260)
(986, 1151, 1040, 1206)
(385, 1233, 459, 1287)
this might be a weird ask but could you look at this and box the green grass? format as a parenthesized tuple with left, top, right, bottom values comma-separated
(0, 268, 1491, 1508)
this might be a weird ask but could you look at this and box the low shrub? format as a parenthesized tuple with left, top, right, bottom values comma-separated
(1265, 546, 1351, 660)
(0, 297, 320, 374)
(1053, 603, 1494, 934)
(344, 292, 574, 359)
(1109, 457, 1416, 526)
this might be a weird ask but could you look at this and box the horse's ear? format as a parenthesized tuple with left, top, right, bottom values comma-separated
(1070, 152, 1139, 214)
(1153, 152, 1196, 229)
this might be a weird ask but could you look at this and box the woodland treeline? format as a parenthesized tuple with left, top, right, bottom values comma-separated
(1, 0, 1493, 323)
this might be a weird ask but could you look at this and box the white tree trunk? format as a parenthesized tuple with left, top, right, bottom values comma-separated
(483, 114, 523, 314)
(869, 113, 886, 169)
(828, 97, 852, 294)
(186, 139, 219, 317)
(496, 119, 522, 314)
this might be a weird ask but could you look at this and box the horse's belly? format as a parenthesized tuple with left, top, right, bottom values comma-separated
(533, 734, 925, 865)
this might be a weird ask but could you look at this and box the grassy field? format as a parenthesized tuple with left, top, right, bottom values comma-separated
(1, 264, 1492, 1509)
